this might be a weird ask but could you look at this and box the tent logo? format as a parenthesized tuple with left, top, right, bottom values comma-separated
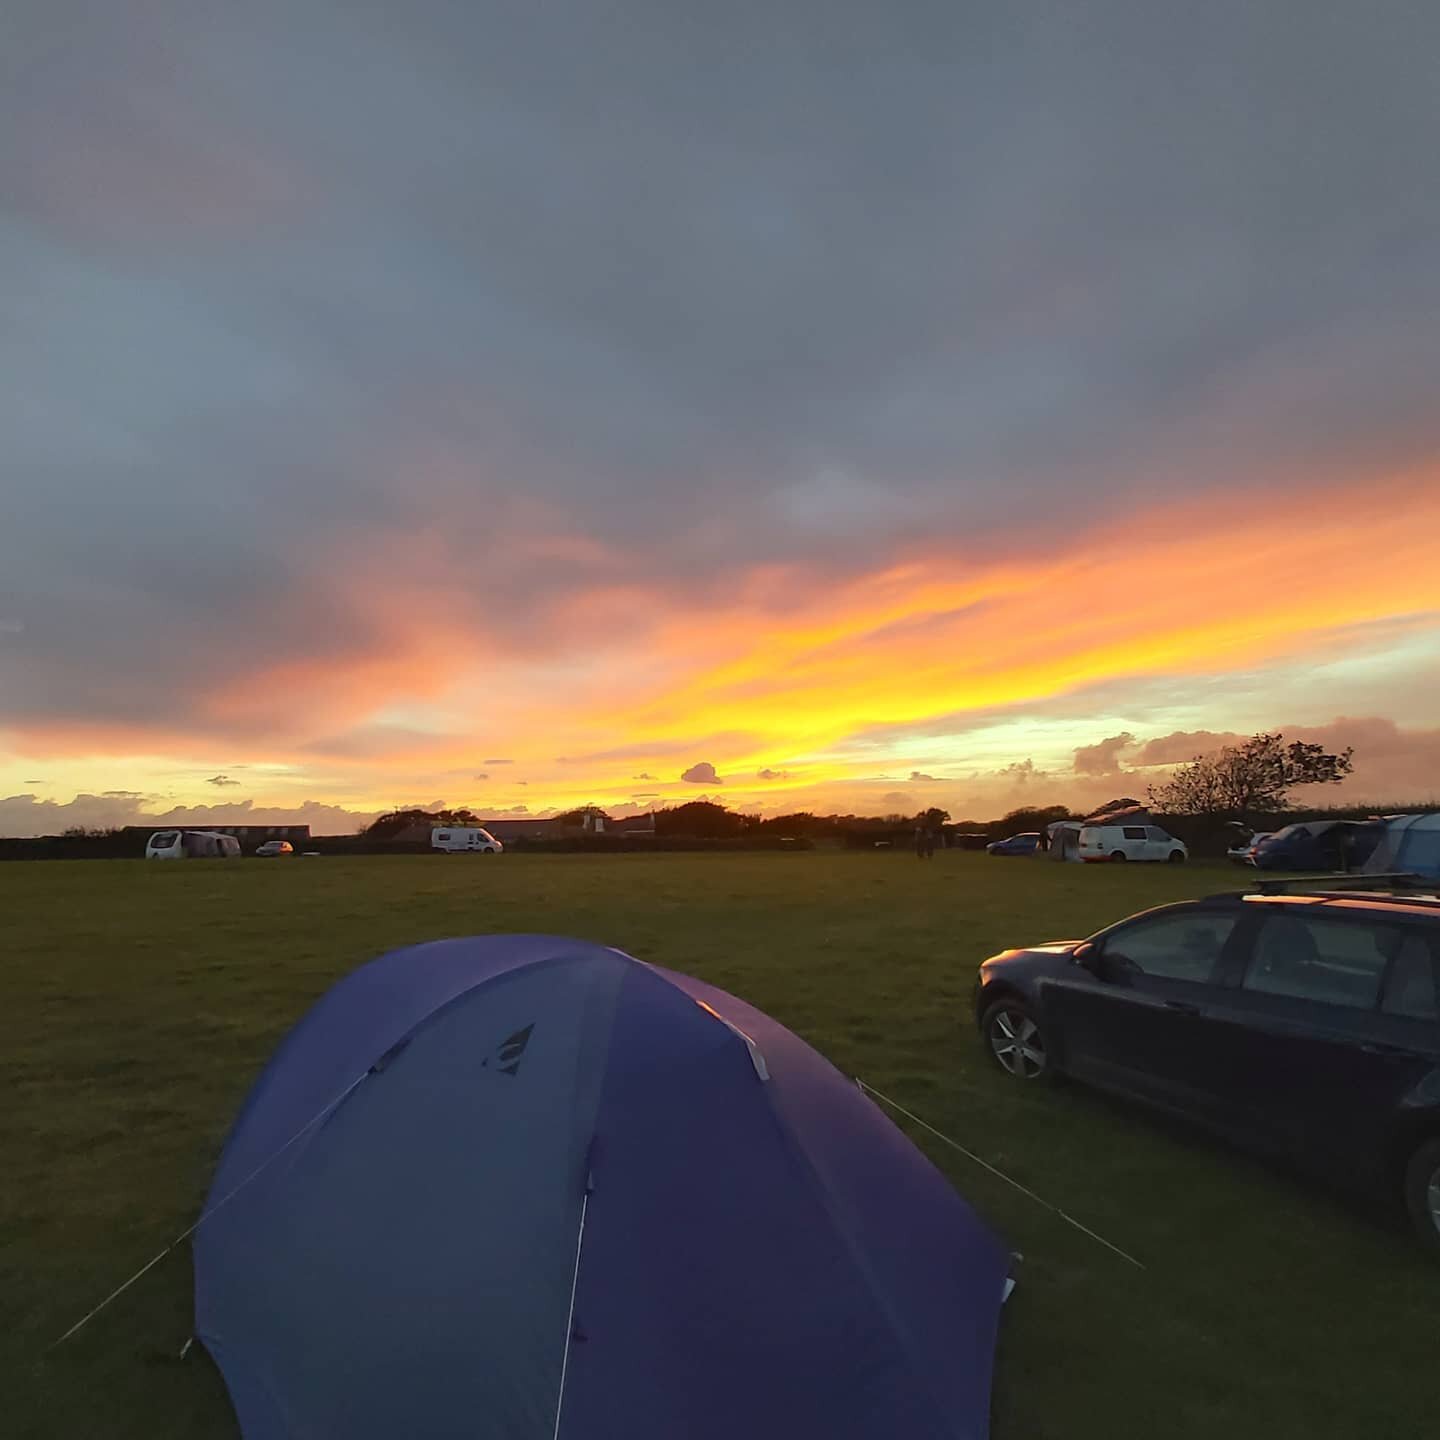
(483, 1023, 535, 1077)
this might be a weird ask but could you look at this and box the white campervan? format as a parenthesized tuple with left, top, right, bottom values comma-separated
(431, 826, 503, 854)
(146, 829, 242, 859)
(1078, 823, 1187, 864)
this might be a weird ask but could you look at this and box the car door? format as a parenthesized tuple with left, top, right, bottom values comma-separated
(1042, 907, 1243, 1115)
(1195, 911, 1440, 1175)
(1144, 826, 1173, 861)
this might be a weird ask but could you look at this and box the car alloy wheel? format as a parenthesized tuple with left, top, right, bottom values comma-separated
(1404, 1138, 1440, 1255)
(986, 1005, 1047, 1079)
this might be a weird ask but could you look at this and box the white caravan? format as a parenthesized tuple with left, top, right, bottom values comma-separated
(146, 830, 242, 859)
(431, 826, 504, 854)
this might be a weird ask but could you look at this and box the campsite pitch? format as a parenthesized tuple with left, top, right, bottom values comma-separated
(5, 853, 1438, 1439)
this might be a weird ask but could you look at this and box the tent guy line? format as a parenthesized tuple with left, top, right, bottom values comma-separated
(48, 1067, 375, 1350)
(856, 1078, 1146, 1270)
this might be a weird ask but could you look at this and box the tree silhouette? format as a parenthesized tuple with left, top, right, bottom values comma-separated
(1148, 733, 1354, 821)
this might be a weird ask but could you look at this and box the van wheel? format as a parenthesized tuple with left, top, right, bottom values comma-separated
(1168, 851, 1186, 864)
(1404, 1138, 1440, 1256)
(1110, 851, 1127, 862)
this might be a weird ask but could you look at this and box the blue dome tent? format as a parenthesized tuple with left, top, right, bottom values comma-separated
(194, 936, 1010, 1438)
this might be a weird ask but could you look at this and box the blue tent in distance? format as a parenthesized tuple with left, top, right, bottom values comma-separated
(195, 936, 1010, 1438)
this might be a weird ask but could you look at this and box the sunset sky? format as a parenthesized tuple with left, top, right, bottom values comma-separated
(3, 1, 1439, 835)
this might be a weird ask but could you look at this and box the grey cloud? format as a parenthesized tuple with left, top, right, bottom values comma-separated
(1136, 718, 1440, 800)
(484, 759, 514, 765)
(681, 762, 723, 785)
(473, 772, 489, 781)
(1131, 730, 1248, 766)
(3, 2, 1439, 742)
(757, 768, 791, 781)
(634, 772, 656, 781)
(207, 773, 241, 787)
(1073, 733, 1137, 776)
(909, 771, 938, 782)
(0, 792, 379, 838)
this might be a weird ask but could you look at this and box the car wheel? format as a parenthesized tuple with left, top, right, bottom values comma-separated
(1404, 1138, 1440, 1256)
(980, 999, 1050, 1081)
(1168, 850, 1186, 864)
(1109, 850, 1127, 862)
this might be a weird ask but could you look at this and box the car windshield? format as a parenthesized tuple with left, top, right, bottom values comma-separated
(150, 831, 179, 846)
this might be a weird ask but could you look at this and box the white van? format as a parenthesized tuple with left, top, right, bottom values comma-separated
(1078, 823, 1187, 864)
(146, 829, 242, 860)
(431, 826, 503, 854)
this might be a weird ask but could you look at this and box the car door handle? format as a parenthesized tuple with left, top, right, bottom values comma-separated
(1163, 1000, 1202, 1016)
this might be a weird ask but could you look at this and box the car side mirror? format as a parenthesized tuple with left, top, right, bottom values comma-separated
(1072, 941, 1099, 972)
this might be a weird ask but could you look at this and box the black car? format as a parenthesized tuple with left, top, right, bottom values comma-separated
(974, 884, 1440, 1251)
(1251, 819, 1384, 872)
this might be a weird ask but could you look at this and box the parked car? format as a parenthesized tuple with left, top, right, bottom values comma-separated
(145, 829, 241, 860)
(972, 885, 1440, 1251)
(431, 826, 503, 854)
(987, 832, 1041, 857)
(1251, 819, 1383, 872)
(1227, 831, 1271, 864)
(255, 840, 294, 857)
(1078, 822, 1187, 863)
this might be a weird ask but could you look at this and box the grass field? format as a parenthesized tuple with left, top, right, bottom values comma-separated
(5, 852, 1437, 1439)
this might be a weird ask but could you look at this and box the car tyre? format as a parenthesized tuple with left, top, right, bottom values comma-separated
(1109, 851, 1127, 862)
(1168, 850, 1186, 864)
(1404, 1138, 1440, 1256)
(980, 998, 1051, 1082)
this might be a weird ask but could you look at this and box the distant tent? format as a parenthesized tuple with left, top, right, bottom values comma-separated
(1047, 820, 1083, 861)
(1362, 813, 1440, 880)
(195, 936, 1010, 1440)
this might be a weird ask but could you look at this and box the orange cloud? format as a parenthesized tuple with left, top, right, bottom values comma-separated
(6, 471, 1438, 814)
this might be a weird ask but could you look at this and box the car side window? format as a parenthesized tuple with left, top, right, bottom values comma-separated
(1382, 934, 1439, 1021)
(1146, 827, 1169, 842)
(1122, 826, 1148, 841)
(1243, 916, 1395, 1010)
(1103, 913, 1235, 984)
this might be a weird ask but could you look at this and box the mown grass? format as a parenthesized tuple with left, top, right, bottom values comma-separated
(3, 852, 1436, 1438)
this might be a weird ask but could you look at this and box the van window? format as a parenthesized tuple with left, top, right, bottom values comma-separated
(1122, 826, 1148, 841)
(151, 831, 179, 847)
(1243, 916, 1394, 1010)
(436, 832, 450, 841)
(1146, 827, 1171, 842)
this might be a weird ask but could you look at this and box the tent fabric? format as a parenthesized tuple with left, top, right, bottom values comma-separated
(1046, 821, 1082, 861)
(194, 936, 1010, 1440)
(1363, 813, 1440, 879)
